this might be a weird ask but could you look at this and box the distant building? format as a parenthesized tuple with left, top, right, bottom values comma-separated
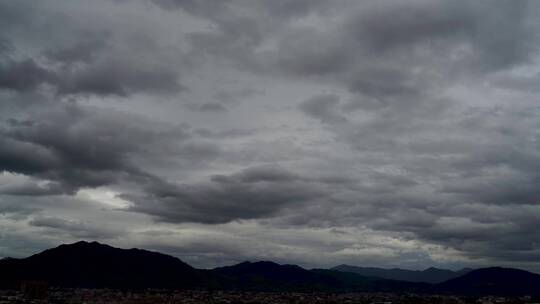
(20, 281, 48, 300)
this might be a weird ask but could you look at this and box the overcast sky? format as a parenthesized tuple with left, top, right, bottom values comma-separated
(2, 0, 540, 272)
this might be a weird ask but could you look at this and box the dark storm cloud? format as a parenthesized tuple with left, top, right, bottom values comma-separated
(126, 165, 326, 224)
(0, 1, 184, 98)
(348, 1, 476, 53)
(44, 33, 109, 65)
(150, 0, 325, 24)
(150, 0, 335, 74)
(55, 58, 184, 97)
(0, 136, 60, 176)
(0, 179, 65, 196)
(189, 102, 228, 113)
(158, 0, 539, 105)
(193, 128, 255, 139)
(406, 206, 540, 264)
(0, 52, 184, 97)
(0, 203, 38, 219)
(0, 102, 188, 194)
(352, 0, 537, 72)
(0, 59, 56, 92)
(299, 94, 347, 124)
(346, 1, 535, 73)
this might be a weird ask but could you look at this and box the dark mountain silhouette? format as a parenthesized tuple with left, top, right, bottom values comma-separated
(332, 264, 472, 283)
(437, 267, 540, 296)
(0, 241, 207, 289)
(211, 261, 340, 291)
(311, 269, 432, 293)
(0, 242, 426, 292)
(1, 242, 539, 296)
(211, 261, 430, 292)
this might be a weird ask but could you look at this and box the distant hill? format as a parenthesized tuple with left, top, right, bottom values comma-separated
(0, 241, 206, 289)
(211, 261, 430, 292)
(211, 261, 340, 291)
(332, 264, 472, 283)
(438, 267, 540, 296)
(312, 269, 432, 293)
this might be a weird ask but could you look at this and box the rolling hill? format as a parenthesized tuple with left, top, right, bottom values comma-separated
(0, 241, 206, 289)
(438, 267, 540, 296)
(332, 264, 472, 283)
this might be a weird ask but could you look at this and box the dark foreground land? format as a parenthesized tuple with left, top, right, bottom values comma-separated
(1, 289, 540, 304)
(3, 242, 540, 297)
(3, 242, 540, 303)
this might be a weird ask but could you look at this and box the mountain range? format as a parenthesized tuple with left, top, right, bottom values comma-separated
(332, 264, 472, 284)
(1, 241, 539, 296)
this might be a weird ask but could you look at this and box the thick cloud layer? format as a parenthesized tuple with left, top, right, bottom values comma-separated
(2, 0, 540, 271)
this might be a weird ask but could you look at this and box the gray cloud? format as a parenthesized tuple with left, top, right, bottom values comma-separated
(54, 56, 184, 97)
(189, 102, 228, 113)
(0, 102, 191, 194)
(0, 59, 56, 92)
(0, 50, 185, 98)
(126, 165, 325, 224)
(43, 33, 109, 65)
(0, 1, 184, 98)
(299, 94, 347, 124)
(0, 180, 65, 196)
(29, 215, 123, 239)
